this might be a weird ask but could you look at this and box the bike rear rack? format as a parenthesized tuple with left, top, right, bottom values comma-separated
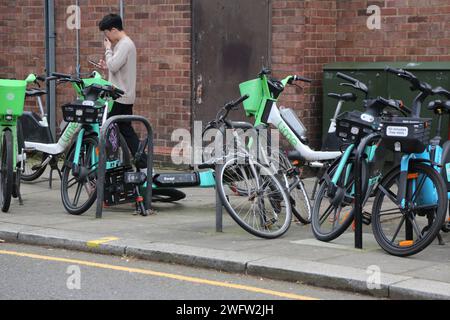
(96, 115, 153, 219)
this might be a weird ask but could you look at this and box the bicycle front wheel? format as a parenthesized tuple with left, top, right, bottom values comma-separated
(0, 130, 13, 212)
(61, 135, 98, 215)
(217, 157, 292, 239)
(311, 155, 369, 242)
(372, 162, 447, 257)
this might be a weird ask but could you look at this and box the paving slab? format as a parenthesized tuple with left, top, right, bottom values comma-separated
(0, 173, 449, 299)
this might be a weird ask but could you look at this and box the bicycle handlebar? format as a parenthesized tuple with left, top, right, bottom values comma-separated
(224, 94, 249, 110)
(50, 72, 83, 85)
(336, 72, 359, 84)
(51, 72, 72, 79)
(293, 75, 312, 83)
(432, 87, 450, 99)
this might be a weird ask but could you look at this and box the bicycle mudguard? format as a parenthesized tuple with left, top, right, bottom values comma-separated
(396, 152, 439, 209)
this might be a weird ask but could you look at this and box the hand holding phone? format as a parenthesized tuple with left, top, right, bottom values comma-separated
(89, 59, 107, 71)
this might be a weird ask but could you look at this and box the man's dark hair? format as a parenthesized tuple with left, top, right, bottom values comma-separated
(99, 14, 123, 31)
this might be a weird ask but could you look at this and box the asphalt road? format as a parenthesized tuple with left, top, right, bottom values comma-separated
(0, 243, 379, 300)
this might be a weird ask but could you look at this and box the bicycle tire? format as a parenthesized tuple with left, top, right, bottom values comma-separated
(371, 162, 447, 257)
(21, 151, 48, 181)
(311, 155, 369, 242)
(217, 157, 292, 239)
(1, 130, 13, 212)
(61, 135, 98, 215)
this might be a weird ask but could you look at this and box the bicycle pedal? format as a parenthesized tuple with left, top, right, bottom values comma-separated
(264, 218, 277, 228)
(362, 212, 372, 225)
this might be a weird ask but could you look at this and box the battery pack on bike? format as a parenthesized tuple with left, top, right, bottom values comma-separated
(153, 173, 200, 188)
(380, 117, 431, 154)
(103, 165, 136, 206)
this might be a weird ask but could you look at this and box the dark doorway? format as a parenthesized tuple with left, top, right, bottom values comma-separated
(192, 0, 271, 124)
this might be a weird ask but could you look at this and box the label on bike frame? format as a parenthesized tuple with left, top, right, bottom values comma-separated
(386, 126, 408, 137)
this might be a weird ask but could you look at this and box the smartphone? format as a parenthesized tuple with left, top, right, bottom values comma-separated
(89, 60, 103, 69)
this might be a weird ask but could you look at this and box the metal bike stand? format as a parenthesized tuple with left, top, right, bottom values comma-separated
(96, 115, 153, 219)
(215, 163, 223, 232)
(354, 132, 381, 249)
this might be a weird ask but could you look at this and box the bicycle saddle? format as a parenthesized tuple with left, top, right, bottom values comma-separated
(327, 93, 357, 102)
(26, 89, 47, 97)
(427, 100, 450, 113)
(230, 121, 253, 130)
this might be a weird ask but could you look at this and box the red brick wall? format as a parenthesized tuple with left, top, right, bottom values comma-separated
(336, 0, 450, 63)
(53, 0, 192, 161)
(1, 0, 450, 160)
(272, 0, 337, 148)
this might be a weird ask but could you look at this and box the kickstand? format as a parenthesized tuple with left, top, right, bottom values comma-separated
(437, 232, 445, 246)
(18, 187, 23, 205)
(48, 162, 62, 189)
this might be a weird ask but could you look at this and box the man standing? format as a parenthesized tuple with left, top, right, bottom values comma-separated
(98, 13, 145, 167)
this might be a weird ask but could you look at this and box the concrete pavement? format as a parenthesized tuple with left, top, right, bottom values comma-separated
(0, 172, 449, 300)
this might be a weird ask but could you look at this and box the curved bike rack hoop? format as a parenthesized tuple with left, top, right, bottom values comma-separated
(96, 115, 153, 219)
(354, 132, 381, 249)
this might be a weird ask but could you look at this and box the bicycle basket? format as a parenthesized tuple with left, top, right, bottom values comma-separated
(0, 79, 27, 116)
(380, 117, 431, 154)
(335, 111, 379, 142)
(239, 78, 263, 117)
(62, 99, 104, 124)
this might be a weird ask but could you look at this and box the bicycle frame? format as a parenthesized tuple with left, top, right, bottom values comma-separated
(240, 73, 342, 163)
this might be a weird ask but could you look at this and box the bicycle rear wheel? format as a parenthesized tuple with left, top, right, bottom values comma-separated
(1, 130, 13, 212)
(22, 150, 48, 181)
(270, 150, 311, 224)
(371, 162, 447, 257)
(217, 157, 292, 239)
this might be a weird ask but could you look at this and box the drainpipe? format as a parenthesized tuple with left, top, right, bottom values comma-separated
(120, 0, 124, 20)
(76, 0, 80, 77)
(44, 0, 56, 139)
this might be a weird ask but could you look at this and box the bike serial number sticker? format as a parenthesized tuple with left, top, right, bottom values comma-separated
(386, 126, 408, 137)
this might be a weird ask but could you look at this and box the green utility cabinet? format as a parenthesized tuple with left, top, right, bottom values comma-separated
(323, 62, 450, 141)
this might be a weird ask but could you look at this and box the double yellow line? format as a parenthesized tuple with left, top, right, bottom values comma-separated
(0, 249, 318, 300)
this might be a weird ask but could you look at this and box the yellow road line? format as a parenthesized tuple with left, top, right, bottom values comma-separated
(0, 249, 318, 300)
(86, 237, 120, 248)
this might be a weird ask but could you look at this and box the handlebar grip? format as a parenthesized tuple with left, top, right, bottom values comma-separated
(336, 72, 358, 84)
(432, 87, 450, 99)
(233, 94, 249, 106)
(294, 75, 312, 83)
